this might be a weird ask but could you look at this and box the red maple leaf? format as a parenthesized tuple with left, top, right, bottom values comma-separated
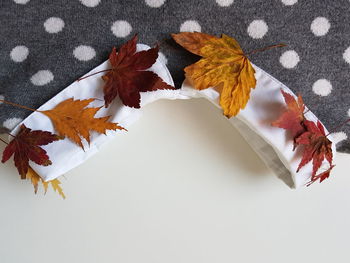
(102, 34, 175, 108)
(272, 89, 306, 142)
(307, 165, 335, 186)
(1, 125, 62, 179)
(296, 120, 333, 177)
(272, 90, 335, 185)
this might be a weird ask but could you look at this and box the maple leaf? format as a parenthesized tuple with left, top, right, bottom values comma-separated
(46, 178, 66, 199)
(296, 120, 333, 177)
(102, 34, 175, 108)
(306, 165, 335, 186)
(272, 89, 306, 142)
(26, 167, 40, 193)
(172, 32, 256, 118)
(1, 125, 62, 179)
(40, 98, 125, 149)
(271, 90, 335, 185)
(26, 167, 66, 199)
(171, 32, 217, 56)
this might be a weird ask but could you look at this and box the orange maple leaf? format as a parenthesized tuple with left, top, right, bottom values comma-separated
(40, 98, 125, 149)
(172, 32, 256, 118)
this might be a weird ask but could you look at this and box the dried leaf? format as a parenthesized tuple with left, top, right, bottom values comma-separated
(40, 98, 125, 148)
(172, 32, 256, 118)
(172, 32, 217, 56)
(44, 179, 66, 199)
(272, 90, 335, 185)
(296, 120, 333, 177)
(102, 34, 175, 108)
(26, 167, 40, 193)
(307, 165, 335, 186)
(1, 125, 62, 179)
(26, 167, 65, 199)
(272, 89, 306, 142)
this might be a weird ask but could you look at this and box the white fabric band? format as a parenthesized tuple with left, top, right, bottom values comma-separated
(12, 44, 335, 188)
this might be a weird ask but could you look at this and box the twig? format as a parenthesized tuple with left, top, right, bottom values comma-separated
(6, 132, 15, 138)
(0, 99, 37, 112)
(0, 137, 8, 145)
(326, 118, 350, 137)
(245, 43, 287, 56)
(77, 69, 112, 81)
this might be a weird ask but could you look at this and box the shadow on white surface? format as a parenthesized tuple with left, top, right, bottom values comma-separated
(0, 99, 349, 263)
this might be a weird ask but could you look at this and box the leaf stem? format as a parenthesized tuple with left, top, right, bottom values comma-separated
(6, 132, 15, 138)
(0, 137, 8, 145)
(326, 118, 350, 137)
(303, 109, 310, 115)
(245, 43, 287, 56)
(0, 99, 37, 112)
(77, 69, 113, 81)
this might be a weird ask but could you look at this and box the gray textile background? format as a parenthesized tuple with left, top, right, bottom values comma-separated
(0, 0, 349, 153)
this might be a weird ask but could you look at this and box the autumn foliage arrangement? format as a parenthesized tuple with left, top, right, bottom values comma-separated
(0, 32, 340, 198)
(0, 34, 174, 198)
(172, 32, 339, 186)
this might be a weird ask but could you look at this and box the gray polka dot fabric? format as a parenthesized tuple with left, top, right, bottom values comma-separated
(0, 0, 349, 153)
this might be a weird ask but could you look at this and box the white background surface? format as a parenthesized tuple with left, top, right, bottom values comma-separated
(0, 99, 349, 263)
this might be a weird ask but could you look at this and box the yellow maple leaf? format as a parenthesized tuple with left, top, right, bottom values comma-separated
(40, 98, 125, 148)
(26, 167, 66, 199)
(26, 167, 40, 193)
(172, 32, 256, 118)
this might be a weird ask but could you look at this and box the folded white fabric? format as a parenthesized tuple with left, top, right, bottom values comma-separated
(180, 71, 336, 188)
(12, 44, 335, 188)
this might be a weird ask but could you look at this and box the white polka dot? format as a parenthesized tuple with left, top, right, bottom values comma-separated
(247, 20, 268, 39)
(44, 17, 65, 34)
(73, 45, 96, 61)
(331, 132, 348, 145)
(311, 17, 330, 36)
(13, 0, 30, 4)
(343, 46, 350, 64)
(158, 52, 168, 64)
(216, 0, 234, 7)
(10, 46, 29, 63)
(312, 79, 332, 96)
(281, 0, 298, 5)
(145, 0, 165, 7)
(3, 118, 23, 130)
(111, 20, 132, 38)
(0, 95, 4, 104)
(30, 70, 54, 86)
(79, 0, 101, 7)
(279, 50, 300, 69)
(180, 20, 201, 32)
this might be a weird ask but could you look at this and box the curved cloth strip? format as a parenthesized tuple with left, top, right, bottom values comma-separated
(180, 71, 337, 188)
(11, 45, 336, 187)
